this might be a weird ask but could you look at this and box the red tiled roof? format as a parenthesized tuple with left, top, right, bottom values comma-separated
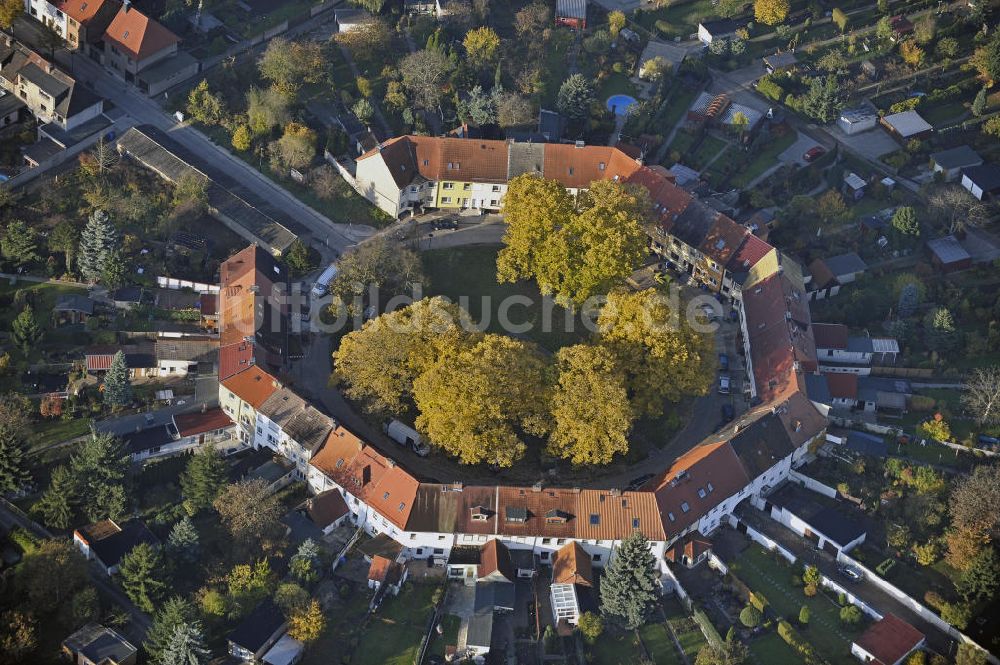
(307, 489, 349, 528)
(59, 0, 113, 23)
(699, 215, 748, 266)
(854, 614, 924, 665)
(174, 408, 233, 437)
(664, 531, 712, 563)
(552, 541, 593, 586)
(479, 539, 515, 582)
(825, 373, 859, 400)
(368, 555, 404, 584)
(728, 233, 773, 274)
(220, 365, 278, 408)
(85, 353, 114, 371)
(576, 489, 665, 541)
(808, 258, 837, 290)
(496, 486, 578, 538)
(103, 6, 178, 61)
(219, 342, 257, 382)
(812, 323, 849, 350)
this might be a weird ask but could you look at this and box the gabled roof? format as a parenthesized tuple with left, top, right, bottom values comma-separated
(221, 365, 279, 409)
(258, 387, 334, 452)
(962, 164, 1000, 192)
(853, 614, 924, 665)
(699, 215, 747, 266)
(552, 541, 593, 586)
(812, 323, 849, 350)
(930, 145, 982, 170)
(664, 531, 712, 563)
(822, 252, 868, 278)
(479, 539, 515, 582)
(825, 373, 859, 400)
(727, 412, 796, 479)
(576, 489, 665, 541)
(59, 0, 117, 23)
(306, 489, 350, 528)
(173, 408, 233, 437)
(103, 6, 179, 61)
(74, 519, 159, 569)
(368, 555, 404, 585)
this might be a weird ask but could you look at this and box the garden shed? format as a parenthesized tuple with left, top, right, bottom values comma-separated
(926, 235, 972, 273)
(929, 145, 982, 182)
(880, 110, 933, 142)
(555, 0, 587, 29)
(838, 104, 878, 135)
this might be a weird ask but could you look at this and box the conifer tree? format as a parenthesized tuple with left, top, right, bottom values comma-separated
(160, 621, 210, 665)
(180, 446, 227, 515)
(12, 305, 41, 352)
(103, 351, 132, 408)
(145, 597, 196, 663)
(34, 464, 76, 529)
(599, 531, 659, 629)
(119, 542, 167, 613)
(77, 210, 117, 283)
(167, 516, 200, 563)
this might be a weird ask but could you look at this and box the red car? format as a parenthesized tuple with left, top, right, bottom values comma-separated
(803, 146, 826, 162)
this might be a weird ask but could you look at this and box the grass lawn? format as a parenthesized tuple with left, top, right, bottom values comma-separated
(599, 72, 639, 101)
(729, 546, 861, 665)
(590, 630, 646, 665)
(428, 614, 460, 658)
(729, 131, 798, 188)
(658, 87, 700, 137)
(541, 31, 573, 109)
(667, 616, 707, 658)
(639, 623, 683, 665)
(353, 583, 439, 665)
(921, 101, 967, 127)
(666, 130, 698, 161)
(749, 631, 806, 664)
(688, 135, 729, 170)
(301, 591, 370, 665)
(421, 245, 589, 352)
(28, 417, 91, 452)
(635, 0, 716, 39)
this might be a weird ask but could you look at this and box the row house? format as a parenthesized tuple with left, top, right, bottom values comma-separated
(219, 365, 280, 447)
(23, 0, 121, 58)
(0, 36, 104, 130)
(354, 135, 777, 299)
(255, 386, 333, 479)
(812, 323, 899, 374)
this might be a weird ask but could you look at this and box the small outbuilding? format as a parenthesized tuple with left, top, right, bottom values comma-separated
(929, 145, 983, 182)
(62, 623, 137, 665)
(961, 164, 1000, 201)
(838, 104, 879, 135)
(228, 600, 287, 664)
(697, 18, 741, 45)
(335, 7, 370, 32)
(926, 235, 972, 273)
(880, 110, 933, 142)
(53, 294, 95, 325)
(73, 519, 160, 575)
(843, 172, 867, 201)
(851, 614, 925, 665)
(762, 51, 797, 73)
(555, 0, 587, 29)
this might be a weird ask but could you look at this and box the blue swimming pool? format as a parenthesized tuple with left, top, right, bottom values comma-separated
(606, 94, 638, 116)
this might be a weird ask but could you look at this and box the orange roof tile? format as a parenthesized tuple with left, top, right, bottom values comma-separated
(496, 486, 578, 538)
(220, 365, 279, 409)
(174, 408, 233, 437)
(552, 541, 593, 586)
(59, 0, 114, 23)
(479, 539, 515, 582)
(576, 490, 665, 541)
(103, 6, 178, 61)
(368, 555, 404, 584)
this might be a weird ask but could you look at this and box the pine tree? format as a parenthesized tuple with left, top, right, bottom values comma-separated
(290, 538, 320, 584)
(898, 282, 919, 317)
(70, 433, 129, 522)
(77, 210, 117, 283)
(557, 73, 596, 122)
(166, 516, 199, 563)
(0, 393, 31, 495)
(12, 305, 42, 352)
(103, 351, 133, 408)
(119, 542, 167, 613)
(160, 621, 210, 665)
(599, 531, 659, 629)
(926, 308, 958, 353)
(145, 597, 197, 664)
(180, 446, 227, 515)
(34, 464, 76, 529)
(891, 206, 920, 236)
(972, 88, 988, 117)
(101, 249, 128, 289)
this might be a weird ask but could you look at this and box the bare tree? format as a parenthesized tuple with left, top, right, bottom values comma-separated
(92, 138, 120, 176)
(213, 478, 284, 549)
(928, 185, 992, 234)
(950, 465, 1000, 535)
(496, 92, 534, 128)
(400, 49, 451, 116)
(963, 367, 1000, 425)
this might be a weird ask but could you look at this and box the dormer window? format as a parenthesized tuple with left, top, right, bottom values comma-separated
(505, 506, 527, 523)
(545, 509, 569, 524)
(470, 505, 489, 521)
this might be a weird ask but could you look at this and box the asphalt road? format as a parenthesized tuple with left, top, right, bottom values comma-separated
(52, 49, 366, 260)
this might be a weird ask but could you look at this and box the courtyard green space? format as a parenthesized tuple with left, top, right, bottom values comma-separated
(749, 631, 806, 664)
(428, 614, 460, 659)
(421, 244, 589, 352)
(667, 615, 707, 658)
(728, 545, 864, 665)
(352, 583, 439, 665)
(639, 622, 683, 665)
(591, 630, 647, 665)
(635, 0, 717, 39)
(728, 131, 799, 188)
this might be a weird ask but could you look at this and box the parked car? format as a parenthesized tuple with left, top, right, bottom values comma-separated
(719, 353, 730, 372)
(803, 146, 826, 162)
(977, 434, 1000, 446)
(721, 403, 734, 423)
(839, 566, 864, 582)
(432, 219, 459, 231)
(627, 473, 655, 491)
(718, 375, 731, 395)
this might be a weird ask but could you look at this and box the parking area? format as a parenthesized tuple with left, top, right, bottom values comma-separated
(778, 131, 824, 167)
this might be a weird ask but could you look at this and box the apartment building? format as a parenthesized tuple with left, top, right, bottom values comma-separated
(0, 36, 104, 130)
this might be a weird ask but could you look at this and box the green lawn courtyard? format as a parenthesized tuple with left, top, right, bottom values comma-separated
(728, 546, 866, 665)
(352, 583, 439, 665)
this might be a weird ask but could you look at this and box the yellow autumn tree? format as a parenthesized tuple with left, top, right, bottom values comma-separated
(497, 175, 650, 307)
(287, 599, 325, 642)
(333, 297, 475, 414)
(596, 289, 712, 417)
(754, 0, 789, 25)
(548, 344, 633, 465)
(463, 26, 501, 69)
(413, 334, 552, 466)
(899, 40, 925, 68)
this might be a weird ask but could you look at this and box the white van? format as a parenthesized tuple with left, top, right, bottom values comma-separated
(310, 262, 339, 298)
(385, 419, 430, 456)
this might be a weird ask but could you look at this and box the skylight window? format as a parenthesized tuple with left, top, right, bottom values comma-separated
(589, 514, 600, 525)
(697, 488, 706, 499)
(382, 492, 390, 500)
(681, 502, 690, 513)
(667, 512, 676, 522)
(123, 30, 129, 39)
(632, 518, 640, 529)
(707, 482, 715, 493)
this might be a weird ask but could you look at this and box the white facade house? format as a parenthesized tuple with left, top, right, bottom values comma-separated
(23, 0, 68, 36)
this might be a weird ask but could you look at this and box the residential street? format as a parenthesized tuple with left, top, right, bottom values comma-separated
(48, 47, 367, 258)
